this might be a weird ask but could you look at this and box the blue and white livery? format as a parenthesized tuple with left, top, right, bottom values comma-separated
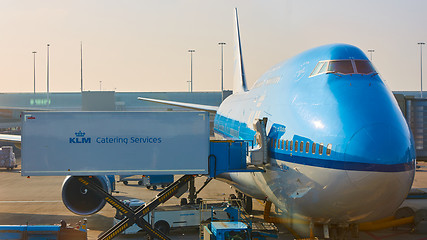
(141, 9, 416, 226)
(214, 42, 415, 224)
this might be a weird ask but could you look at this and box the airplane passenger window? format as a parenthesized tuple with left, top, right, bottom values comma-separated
(281, 140, 284, 150)
(327, 144, 332, 156)
(306, 142, 310, 153)
(328, 60, 354, 74)
(290, 141, 293, 151)
(295, 141, 298, 152)
(355, 60, 376, 74)
(312, 143, 316, 154)
(300, 141, 304, 152)
(319, 143, 324, 155)
(286, 140, 289, 150)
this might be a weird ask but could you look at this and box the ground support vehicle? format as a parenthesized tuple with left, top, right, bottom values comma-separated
(201, 201, 278, 240)
(119, 175, 174, 190)
(0, 146, 16, 170)
(114, 199, 231, 234)
(20, 111, 259, 240)
(203, 221, 278, 240)
(0, 219, 87, 240)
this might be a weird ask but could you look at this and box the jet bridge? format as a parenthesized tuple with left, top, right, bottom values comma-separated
(21, 111, 264, 240)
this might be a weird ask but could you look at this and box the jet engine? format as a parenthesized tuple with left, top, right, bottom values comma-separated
(61, 175, 113, 215)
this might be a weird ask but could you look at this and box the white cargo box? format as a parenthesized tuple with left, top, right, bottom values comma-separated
(21, 111, 210, 176)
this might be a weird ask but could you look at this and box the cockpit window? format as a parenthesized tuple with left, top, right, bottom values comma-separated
(328, 60, 353, 74)
(319, 62, 328, 74)
(355, 60, 376, 74)
(311, 62, 325, 76)
(310, 59, 377, 77)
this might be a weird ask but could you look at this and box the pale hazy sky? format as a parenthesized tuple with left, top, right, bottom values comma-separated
(1, 0, 427, 93)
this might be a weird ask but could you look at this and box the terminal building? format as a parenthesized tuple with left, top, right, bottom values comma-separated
(0, 91, 232, 136)
(0, 90, 426, 160)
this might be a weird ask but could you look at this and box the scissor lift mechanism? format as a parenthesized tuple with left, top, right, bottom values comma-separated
(78, 175, 195, 240)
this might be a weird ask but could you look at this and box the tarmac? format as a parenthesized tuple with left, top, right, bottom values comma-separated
(0, 159, 427, 240)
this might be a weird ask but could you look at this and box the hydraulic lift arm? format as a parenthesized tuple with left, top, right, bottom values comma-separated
(77, 175, 194, 240)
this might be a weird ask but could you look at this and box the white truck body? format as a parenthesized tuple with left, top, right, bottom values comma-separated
(21, 111, 210, 176)
(114, 200, 230, 234)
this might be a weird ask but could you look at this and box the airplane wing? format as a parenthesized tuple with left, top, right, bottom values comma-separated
(0, 134, 21, 142)
(138, 97, 218, 113)
(0, 133, 22, 149)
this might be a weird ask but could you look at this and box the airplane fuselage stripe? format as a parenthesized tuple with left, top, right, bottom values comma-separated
(270, 151, 414, 172)
(213, 127, 415, 173)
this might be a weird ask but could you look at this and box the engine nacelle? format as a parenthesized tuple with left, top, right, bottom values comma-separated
(61, 175, 113, 215)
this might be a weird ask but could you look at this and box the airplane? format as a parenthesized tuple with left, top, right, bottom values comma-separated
(138, 8, 416, 237)
(0, 8, 416, 239)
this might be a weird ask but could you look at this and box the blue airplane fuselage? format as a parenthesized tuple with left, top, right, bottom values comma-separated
(214, 44, 416, 224)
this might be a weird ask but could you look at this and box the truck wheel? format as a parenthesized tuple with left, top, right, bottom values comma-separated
(154, 220, 170, 234)
(152, 185, 157, 190)
(138, 181, 143, 185)
(146, 186, 151, 189)
(180, 198, 187, 206)
(123, 181, 128, 185)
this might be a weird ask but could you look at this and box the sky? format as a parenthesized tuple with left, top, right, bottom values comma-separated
(1, 0, 427, 93)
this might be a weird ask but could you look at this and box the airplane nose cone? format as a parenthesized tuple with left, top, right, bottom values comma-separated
(345, 123, 414, 169)
(343, 123, 415, 221)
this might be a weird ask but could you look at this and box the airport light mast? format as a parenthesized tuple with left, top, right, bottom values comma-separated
(81, 41, 83, 92)
(47, 44, 50, 105)
(218, 42, 226, 100)
(419, 42, 425, 98)
(188, 49, 195, 92)
(32, 51, 37, 94)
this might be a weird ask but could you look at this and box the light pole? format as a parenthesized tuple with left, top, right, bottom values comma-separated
(47, 44, 50, 105)
(188, 50, 195, 92)
(218, 42, 226, 100)
(419, 43, 425, 98)
(32, 51, 37, 94)
(81, 41, 83, 92)
(368, 49, 375, 61)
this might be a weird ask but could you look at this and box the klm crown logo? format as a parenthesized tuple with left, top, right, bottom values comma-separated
(70, 130, 91, 144)
(75, 131, 85, 137)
